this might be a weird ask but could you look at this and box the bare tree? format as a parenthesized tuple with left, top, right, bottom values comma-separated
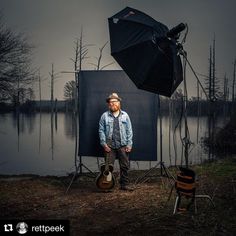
(7, 64, 36, 108)
(38, 69, 42, 112)
(70, 28, 91, 113)
(0, 15, 35, 102)
(223, 74, 229, 101)
(89, 41, 114, 70)
(232, 58, 236, 102)
(64, 80, 76, 101)
(11, 87, 35, 105)
(204, 37, 222, 101)
(49, 63, 60, 113)
(208, 45, 212, 100)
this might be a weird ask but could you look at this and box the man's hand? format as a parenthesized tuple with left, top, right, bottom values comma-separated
(104, 144, 111, 153)
(125, 146, 132, 153)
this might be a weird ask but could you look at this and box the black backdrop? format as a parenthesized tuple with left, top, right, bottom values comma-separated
(78, 70, 158, 161)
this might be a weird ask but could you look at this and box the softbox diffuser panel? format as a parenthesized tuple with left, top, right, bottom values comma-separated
(78, 70, 158, 161)
(108, 7, 183, 97)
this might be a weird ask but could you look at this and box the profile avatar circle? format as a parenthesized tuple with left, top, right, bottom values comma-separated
(16, 222, 28, 234)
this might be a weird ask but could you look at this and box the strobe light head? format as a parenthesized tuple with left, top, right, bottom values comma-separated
(167, 23, 186, 39)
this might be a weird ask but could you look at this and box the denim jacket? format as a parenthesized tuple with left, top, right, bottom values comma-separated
(99, 110, 133, 148)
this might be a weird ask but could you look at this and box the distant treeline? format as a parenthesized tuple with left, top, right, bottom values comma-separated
(159, 98, 233, 116)
(0, 100, 74, 113)
(0, 99, 234, 117)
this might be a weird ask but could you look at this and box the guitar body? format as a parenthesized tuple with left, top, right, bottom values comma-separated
(96, 163, 115, 191)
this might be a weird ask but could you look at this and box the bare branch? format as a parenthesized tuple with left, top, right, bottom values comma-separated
(100, 62, 115, 70)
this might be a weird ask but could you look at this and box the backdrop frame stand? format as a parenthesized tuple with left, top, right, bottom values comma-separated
(134, 161, 175, 185)
(66, 155, 97, 194)
(134, 96, 175, 185)
(65, 71, 96, 194)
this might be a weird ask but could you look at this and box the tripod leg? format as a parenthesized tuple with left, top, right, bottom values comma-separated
(66, 160, 97, 193)
(164, 184, 175, 208)
(173, 195, 180, 214)
(81, 163, 97, 177)
(135, 161, 161, 184)
(65, 166, 79, 194)
(161, 162, 176, 187)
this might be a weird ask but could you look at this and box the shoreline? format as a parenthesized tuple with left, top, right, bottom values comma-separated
(1, 155, 235, 178)
(0, 158, 236, 235)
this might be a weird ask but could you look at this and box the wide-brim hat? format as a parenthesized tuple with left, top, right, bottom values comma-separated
(106, 92, 122, 103)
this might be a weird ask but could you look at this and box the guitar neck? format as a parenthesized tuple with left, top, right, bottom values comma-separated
(105, 152, 109, 171)
(105, 139, 112, 171)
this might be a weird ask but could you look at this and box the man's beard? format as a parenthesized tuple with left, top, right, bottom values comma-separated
(110, 104, 120, 112)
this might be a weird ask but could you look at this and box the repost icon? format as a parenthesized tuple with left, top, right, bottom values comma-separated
(4, 224, 13, 232)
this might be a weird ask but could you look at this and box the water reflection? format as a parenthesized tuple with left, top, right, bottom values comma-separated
(0, 113, 229, 176)
(12, 112, 37, 135)
(50, 113, 54, 160)
(64, 113, 77, 139)
(0, 113, 76, 175)
(38, 112, 42, 153)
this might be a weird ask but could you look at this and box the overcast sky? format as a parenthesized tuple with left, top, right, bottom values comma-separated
(1, 0, 236, 100)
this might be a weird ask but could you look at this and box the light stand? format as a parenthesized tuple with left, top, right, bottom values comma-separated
(165, 26, 216, 210)
(177, 41, 209, 168)
(134, 25, 189, 183)
(179, 47, 191, 168)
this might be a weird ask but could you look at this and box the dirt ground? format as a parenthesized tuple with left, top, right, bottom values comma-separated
(0, 160, 236, 236)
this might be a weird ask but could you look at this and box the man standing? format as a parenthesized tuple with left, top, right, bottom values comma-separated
(99, 93, 133, 191)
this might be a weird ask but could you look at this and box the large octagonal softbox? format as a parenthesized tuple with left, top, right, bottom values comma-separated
(108, 7, 183, 97)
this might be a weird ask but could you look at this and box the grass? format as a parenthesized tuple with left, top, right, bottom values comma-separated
(194, 157, 236, 179)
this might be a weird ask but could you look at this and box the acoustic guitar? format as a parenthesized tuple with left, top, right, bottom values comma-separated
(96, 152, 115, 191)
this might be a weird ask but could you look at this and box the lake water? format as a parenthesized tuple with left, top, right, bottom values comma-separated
(0, 112, 228, 176)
